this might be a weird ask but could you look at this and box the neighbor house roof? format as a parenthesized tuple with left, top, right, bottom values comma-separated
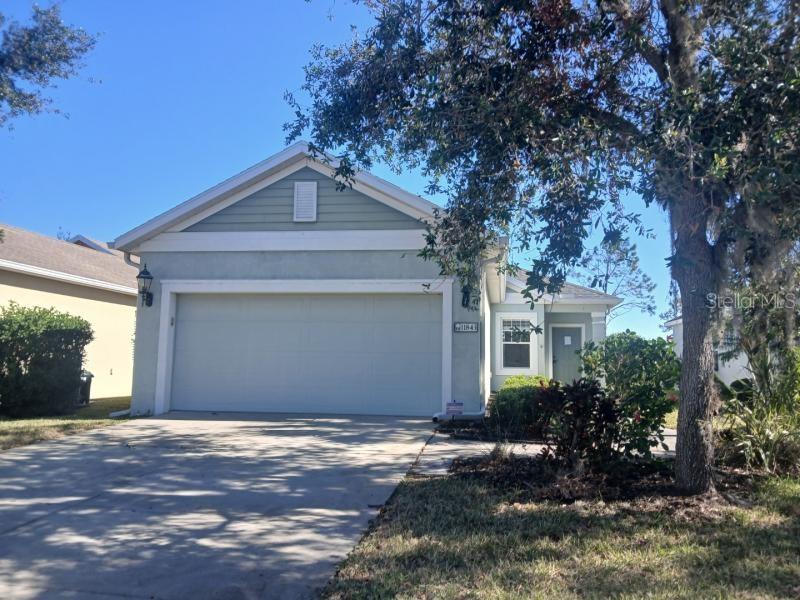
(112, 141, 440, 252)
(0, 224, 138, 295)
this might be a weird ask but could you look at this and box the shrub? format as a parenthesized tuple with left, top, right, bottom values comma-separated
(489, 375, 553, 437)
(718, 352, 800, 475)
(547, 378, 620, 469)
(581, 331, 680, 457)
(0, 302, 93, 417)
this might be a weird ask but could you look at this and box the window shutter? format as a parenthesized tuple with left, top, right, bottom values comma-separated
(293, 181, 317, 222)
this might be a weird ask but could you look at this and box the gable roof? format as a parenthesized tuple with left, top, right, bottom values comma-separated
(0, 224, 138, 295)
(112, 142, 440, 252)
(506, 273, 621, 306)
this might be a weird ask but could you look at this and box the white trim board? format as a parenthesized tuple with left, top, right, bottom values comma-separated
(152, 278, 454, 416)
(0, 258, 137, 296)
(113, 142, 439, 252)
(548, 323, 586, 380)
(135, 229, 428, 252)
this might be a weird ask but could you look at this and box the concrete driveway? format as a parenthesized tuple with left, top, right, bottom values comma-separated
(0, 413, 433, 599)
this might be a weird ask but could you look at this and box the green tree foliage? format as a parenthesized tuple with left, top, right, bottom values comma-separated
(0, 5, 95, 126)
(582, 331, 681, 456)
(0, 302, 93, 417)
(288, 0, 800, 493)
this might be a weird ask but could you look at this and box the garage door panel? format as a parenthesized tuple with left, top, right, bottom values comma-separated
(170, 293, 442, 416)
(378, 323, 441, 351)
(371, 294, 441, 320)
(306, 295, 373, 320)
(306, 323, 374, 351)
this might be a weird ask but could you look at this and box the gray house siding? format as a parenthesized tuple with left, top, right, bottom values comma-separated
(186, 167, 424, 232)
(130, 250, 483, 416)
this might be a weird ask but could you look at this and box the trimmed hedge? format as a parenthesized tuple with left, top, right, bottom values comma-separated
(489, 375, 556, 436)
(0, 302, 93, 417)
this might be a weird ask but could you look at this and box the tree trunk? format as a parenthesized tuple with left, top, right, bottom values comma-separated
(671, 202, 720, 495)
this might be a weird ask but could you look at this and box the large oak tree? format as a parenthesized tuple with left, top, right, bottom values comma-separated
(287, 0, 800, 493)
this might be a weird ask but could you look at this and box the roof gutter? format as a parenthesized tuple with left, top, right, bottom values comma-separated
(0, 258, 137, 296)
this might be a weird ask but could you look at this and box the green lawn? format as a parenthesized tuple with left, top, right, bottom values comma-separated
(0, 396, 131, 451)
(324, 471, 800, 599)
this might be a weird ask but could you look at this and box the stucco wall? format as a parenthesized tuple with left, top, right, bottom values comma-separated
(130, 250, 482, 416)
(0, 271, 136, 399)
(488, 301, 602, 390)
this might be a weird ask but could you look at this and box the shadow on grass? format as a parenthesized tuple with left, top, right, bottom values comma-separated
(324, 473, 800, 599)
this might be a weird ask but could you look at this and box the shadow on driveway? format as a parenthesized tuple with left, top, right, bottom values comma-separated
(0, 412, 433, 599)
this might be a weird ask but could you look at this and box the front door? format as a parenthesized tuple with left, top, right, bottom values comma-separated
(552, 327, 583, 383)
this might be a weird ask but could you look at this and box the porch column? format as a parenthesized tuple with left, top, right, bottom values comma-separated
(591, 311, 607, 342)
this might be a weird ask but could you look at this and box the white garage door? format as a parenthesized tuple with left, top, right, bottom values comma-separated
(170, 293, 442, 416)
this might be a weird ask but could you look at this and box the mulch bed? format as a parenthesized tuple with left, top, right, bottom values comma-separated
(450, 450, 762, 517)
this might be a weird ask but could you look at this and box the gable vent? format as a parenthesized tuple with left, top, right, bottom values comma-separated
(293, 181, 317, 222)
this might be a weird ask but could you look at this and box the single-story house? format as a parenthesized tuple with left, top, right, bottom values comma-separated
(665, 316, 749, 386)
(0, 224, 138, 399)
(112, 143, 619, 418)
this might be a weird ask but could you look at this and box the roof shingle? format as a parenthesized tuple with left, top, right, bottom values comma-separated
(0, 224, 137, 290)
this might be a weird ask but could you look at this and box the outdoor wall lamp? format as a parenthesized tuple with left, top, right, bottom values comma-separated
(461, 284, 472, 308)
(136, 264, 154, 307)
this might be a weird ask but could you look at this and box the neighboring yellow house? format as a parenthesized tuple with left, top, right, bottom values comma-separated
(0, 224, 138, 399)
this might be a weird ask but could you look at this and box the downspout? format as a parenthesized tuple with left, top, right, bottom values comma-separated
(123, 252, 140, 269)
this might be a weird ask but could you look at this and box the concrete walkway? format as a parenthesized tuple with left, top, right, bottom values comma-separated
(0, 413, 433, 600)
(412, 428, 678, 477)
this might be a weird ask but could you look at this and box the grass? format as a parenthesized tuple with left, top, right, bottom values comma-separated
(0, 396, 131, 451)
(324, 469, 800, 599)
(664, 408, 679, 429)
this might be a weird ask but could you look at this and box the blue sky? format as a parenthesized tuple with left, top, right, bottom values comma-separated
(0, 1, 672, 338)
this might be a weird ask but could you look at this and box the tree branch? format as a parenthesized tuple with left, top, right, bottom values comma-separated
(660, 0, 702, 90)
(600, 0, 669, 83)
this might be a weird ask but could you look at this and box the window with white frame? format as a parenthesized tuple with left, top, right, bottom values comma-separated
(501, 319, 533, 368)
